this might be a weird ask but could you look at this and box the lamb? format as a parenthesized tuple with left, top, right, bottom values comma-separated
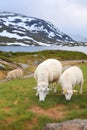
(34, 58, 62, 101)
(6, 68, 23, 80)
(59, 66, 84, 101)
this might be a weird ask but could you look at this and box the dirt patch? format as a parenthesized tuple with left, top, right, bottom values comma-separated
(61, 60, 86, 66)
(28, 104, 67, 119)
(26, 117, 38, 130)
(2, 107, 17, 124)
(0, 71, 5, 80)
(5, 117, 17, 124)
(2, 107, 10, 113)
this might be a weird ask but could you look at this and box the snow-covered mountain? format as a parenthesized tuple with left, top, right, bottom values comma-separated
(0, 12, 75, 46)
(69, 34, 87, 43)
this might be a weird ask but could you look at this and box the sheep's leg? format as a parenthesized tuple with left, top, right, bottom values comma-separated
(49, 83, 54, 90)
(36, 91, 38, 96)
(49, 82, 57, 93)
(80, 81, 83, 94)
(53, 82, 58, 93)
(54, 86, 57, 93)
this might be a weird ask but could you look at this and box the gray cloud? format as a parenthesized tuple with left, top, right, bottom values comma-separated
(0, 0, 87, 37)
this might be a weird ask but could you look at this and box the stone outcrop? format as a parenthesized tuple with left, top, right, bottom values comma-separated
(43, 119, 87, 130)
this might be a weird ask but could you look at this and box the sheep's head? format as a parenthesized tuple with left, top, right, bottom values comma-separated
(62, 89, 78, 101)
(38, 87, 48, 101)
(34, 87, 52, 101)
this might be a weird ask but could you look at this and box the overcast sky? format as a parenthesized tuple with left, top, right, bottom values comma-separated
(0, 0, 87, 37)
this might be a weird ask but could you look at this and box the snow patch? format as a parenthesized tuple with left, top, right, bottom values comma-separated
(0, 30, 32, 40)
(7, 42, 29, 46)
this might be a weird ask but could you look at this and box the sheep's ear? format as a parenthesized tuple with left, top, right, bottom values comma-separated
(73, 90, 78, 93)
(33, 87, 38, 90)
(47, 88, 52, 91)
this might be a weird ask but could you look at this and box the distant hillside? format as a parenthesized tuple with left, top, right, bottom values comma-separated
(69, 33, 87, 43)
(0, 12, 77, 46)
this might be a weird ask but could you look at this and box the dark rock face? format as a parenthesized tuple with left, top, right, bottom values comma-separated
(43, 119, 87, 130)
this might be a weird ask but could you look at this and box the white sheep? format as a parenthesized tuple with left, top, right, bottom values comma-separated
(59, 66, 84, 101)
(6, 68, 23, 80)
(34, 59, 62, 101)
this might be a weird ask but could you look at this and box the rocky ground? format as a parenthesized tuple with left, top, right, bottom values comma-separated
(0, 59, 87, 81)
(43, 119, 87, 130)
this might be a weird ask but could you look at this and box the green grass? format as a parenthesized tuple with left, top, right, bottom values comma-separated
(0, 50, 87, 62)
(0, 50, 87, 129)
(0, 50, 87, 74)
(1, 50, 87, 75)
(0, 63, 87, 129)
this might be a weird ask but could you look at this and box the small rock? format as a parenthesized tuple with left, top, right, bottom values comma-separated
(0, 63, 5, 70)
(19, 63, 29, 69)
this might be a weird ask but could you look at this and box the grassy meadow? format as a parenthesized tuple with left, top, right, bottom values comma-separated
(0, 50, 87, 130)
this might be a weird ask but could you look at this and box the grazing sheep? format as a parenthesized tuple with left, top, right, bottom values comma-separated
(59, 66, 84, 101)
(6, 68, 23, 80)
(34, 59, 62, 101)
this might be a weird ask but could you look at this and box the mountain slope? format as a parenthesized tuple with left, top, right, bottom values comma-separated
(69, 33, 87, 42)
(0, 12, 75, 46)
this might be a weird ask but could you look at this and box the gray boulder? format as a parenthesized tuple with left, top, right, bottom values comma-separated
(0, 63, 5, 70)
(43, 119, 87, 130)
